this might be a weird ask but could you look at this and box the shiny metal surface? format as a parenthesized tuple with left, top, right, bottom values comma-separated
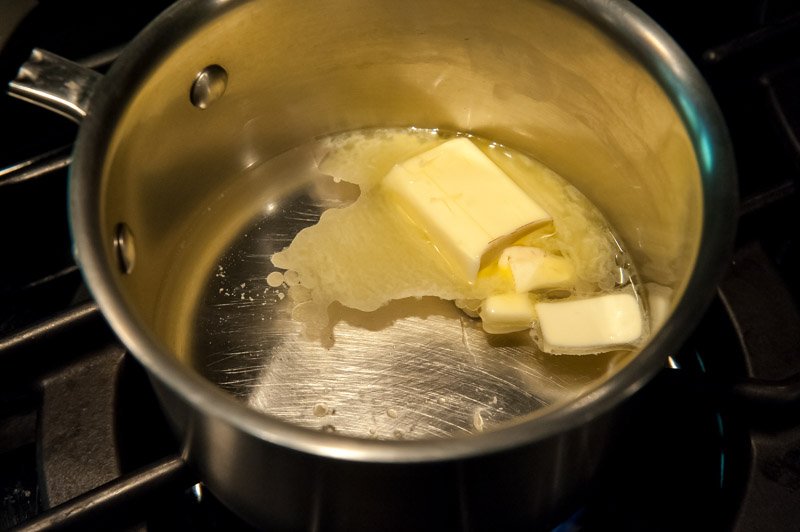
(190, 64, 228, 109)
(0, 146, 72, 187)
(13, 0, 737, 528)
(189, 166, 629, 438)
(92, 0, 715, 442)
(8, 48, 100, 122)
(113, 223, 135, 275)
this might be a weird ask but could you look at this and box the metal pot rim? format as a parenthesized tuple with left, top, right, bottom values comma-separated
(69, 0, 737, 463)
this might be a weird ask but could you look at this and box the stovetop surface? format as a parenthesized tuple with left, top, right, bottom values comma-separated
(2, 1, 800, 530)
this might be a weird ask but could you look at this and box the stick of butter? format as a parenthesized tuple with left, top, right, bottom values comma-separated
(383, 138, 551, 281)
(535, 292, 645, 354)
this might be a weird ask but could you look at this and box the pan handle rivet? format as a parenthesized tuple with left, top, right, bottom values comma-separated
(114, 223, 135, 274)
(190, 64, 228, 109)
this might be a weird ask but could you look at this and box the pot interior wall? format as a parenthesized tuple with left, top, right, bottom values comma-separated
(96, 0, 701, 435)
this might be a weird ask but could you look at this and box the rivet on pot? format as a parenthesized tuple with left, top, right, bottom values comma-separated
(114, 223, 135, 275)
(190, 65, 228, 109)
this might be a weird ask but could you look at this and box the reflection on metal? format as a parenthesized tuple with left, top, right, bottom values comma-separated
(666, 355, 681, 369)
(77, 45, 126, 70)
(8, 48, 101, 122)
(8, 265, 80, 294)
(695, 350, 707, 373)
(113, 223, 136, 275)
(191, 482, 203, 502)
(186, 180, 634, 439)
(0, 145, 72, 188)
(190, 65, 228, 109)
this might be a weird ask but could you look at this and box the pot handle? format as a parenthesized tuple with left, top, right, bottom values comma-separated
(7, 48, 102, 123)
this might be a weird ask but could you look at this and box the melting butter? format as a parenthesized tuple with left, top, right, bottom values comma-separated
(271, 128, 632, 348)
(383, 137, 551, 281)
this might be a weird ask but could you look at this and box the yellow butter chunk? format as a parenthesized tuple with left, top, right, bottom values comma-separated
(535, 292, 645, 354)
(498, 246, 575, 292)
(479, 293, 536, 334)
(383, 138, 551, 281)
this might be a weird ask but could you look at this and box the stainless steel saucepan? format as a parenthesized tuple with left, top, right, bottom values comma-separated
(8, 0, 737, 529)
